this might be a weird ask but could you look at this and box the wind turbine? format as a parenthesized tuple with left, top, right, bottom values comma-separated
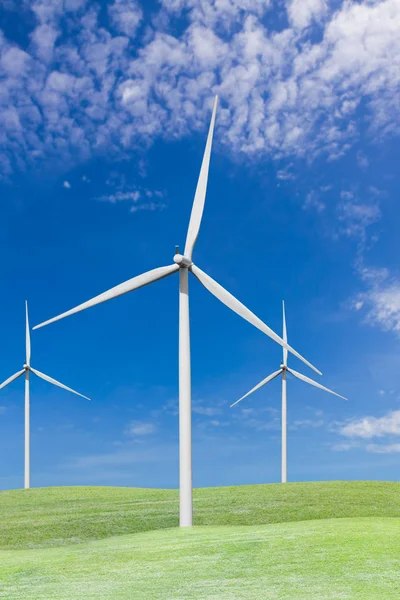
(33, 96, 321, 526)
(0, 302, 90, 489)
(231, 301, 346, 483)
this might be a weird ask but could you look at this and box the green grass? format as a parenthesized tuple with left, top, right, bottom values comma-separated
(0, 518, 399, 599)
(0, 481, 399, 598)
(0, 481, 399, 550)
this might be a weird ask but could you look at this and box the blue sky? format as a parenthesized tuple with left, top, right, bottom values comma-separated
(1, 0, 400, 490)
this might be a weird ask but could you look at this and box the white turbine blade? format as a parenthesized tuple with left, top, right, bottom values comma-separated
(33, 263, 179, 330)
(282, 300, 287, 367)
(184, 96, 218, 259)
(191, 264, 322, 376)
(26, 300, 31, 366)
(0, 369, 25, 389)
(231, 369, 283, 407)
(30, 368, 90, 400)
(287, 367, 347, 400)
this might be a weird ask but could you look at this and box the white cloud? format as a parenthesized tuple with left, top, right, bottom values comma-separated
(235, 405, 280, 431)
(290, 418, 325, 430)
(303, 190, 326, 213)
(108, 0, 142, 37)
(97, 186, 165, 213)
(354, 300, 364, 311)
(287, 0, 328, 30)
(1, 0, 400, 176)
(240, 408, 254, 417)
(127, 421, 156, 436)
(364, 283, 400, 333)
(276, 169, 295, 181)
(357, 151, 369, 169)
(98, 190, 141, 203)
(63, 180, 71, 188)
(338, 409, 400, 439)
(353, 267, 400, 334)
(192, 404, 221, 416)
(331, 441, 360, 452)
(366, 443, 400, 454)
(130, 201, 165, 213)
(31, 23, 59, 62)
(337, 192, 381, 240)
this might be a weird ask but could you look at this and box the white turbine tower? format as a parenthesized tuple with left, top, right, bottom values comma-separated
(231, 301, 346, 483)
(0, 301, 90, 489)
(33, 97, 321, 526)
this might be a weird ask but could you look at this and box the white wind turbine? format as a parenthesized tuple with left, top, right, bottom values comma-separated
(0, 302, 90, 489)
(34, 96, 321, 526)
(231, 301, 347, 483)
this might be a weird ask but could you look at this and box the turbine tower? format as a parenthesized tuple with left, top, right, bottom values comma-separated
(34, 97, 321, 525)
(231, 301, 346, 483)
(0, 302, 90, 489)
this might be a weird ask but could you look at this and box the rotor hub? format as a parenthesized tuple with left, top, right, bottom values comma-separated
(280, 363, 287, 370)
(23, 364, 29, 370)
(173, 253, 192, 268)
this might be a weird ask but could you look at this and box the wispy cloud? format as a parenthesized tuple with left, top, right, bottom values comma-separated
(366, 443, 400, 454)
(193, 406, 219, 416)
(290, 418, 325, 430)
(130, 201, 165, 214)
(192, 401, 221, 417)
(63, 180, 71, 189)
(352, 267, 400, 335)
(276, 169, 295, 181)
(98, 190, 141, 203)
(337, 191, 381, 241)
(303, 189, 327, 213)
(356, 152, 369, 170)
(331, 441, 361, 452)
(96, 176, 166, 213)
(234, 404, 280, 432)
(126, 420, 156, 436)
(71, 443, 174, 469)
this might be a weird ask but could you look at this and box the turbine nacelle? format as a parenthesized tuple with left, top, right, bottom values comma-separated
(173, 253, 193, 268)
(23, 364, 29, 370)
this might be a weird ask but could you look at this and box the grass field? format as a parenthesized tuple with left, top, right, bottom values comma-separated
(0, 481, 399, 598)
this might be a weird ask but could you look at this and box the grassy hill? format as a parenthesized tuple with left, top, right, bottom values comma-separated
(0, 480, 399, 550)
(0, 481, 399, 599)
(1, 517, 399, 599)
(0, 481, 399, 550)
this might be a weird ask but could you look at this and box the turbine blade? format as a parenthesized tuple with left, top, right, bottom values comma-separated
(33, 263, 179, 330)
(231, 369, 283, 407)
(30, 368, 90, 400)
(0, 369, 25, 389)
(184, 96, 218, 259)
(282, 300, 287, 367)
(287, 367, 347, 400)
(26, 300, 31, 366)
(191, 264, 322, 376)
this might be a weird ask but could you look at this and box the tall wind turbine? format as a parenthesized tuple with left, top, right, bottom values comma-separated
(0, 302, 90, 489)
(34, 97, 320, 526)
(231, 301, 346, 483)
